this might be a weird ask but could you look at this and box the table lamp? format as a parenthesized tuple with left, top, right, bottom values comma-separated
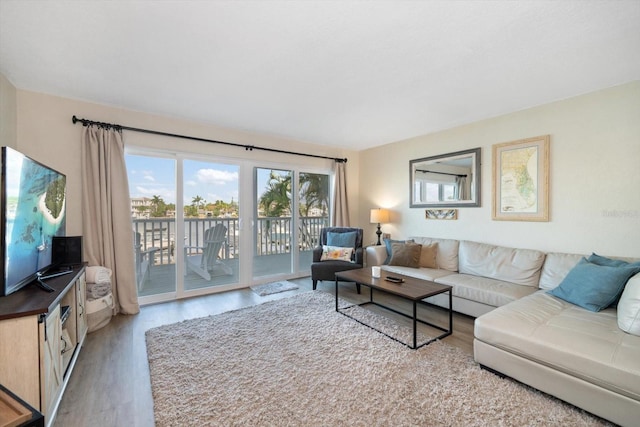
(370, 208, 390, 245)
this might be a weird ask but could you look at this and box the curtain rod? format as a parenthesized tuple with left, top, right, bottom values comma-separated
(71, 115, 347, 163)
(416, 169, 467, 178)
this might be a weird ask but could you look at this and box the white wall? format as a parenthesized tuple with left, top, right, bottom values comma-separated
(14, 90, 360, 236)
(0, 74, 17, 148)
(359, 81, 640, 257)
(7, 77, 639, 257)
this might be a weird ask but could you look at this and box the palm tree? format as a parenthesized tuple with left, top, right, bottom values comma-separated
(259, 171, 291, 218)
(259, 171, 292, 246)
(191, 195, 204, 208)
(150, 195, 165, 217)
(299, 173, 329, 217)
(299, 173, 329, 249)
(258, 170, 330, 250)
(191, 195, 206, 216)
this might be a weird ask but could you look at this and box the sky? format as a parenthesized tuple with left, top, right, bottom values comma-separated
(125, 154, 287, 206)
(126, 155, 239, 205)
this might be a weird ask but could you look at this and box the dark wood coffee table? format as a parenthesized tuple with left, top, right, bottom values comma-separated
(335, 268, 452, 349)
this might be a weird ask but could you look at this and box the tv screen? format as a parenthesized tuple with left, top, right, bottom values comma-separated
(1, 147, 66, 296)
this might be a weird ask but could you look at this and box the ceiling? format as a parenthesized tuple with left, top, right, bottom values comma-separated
(1, 1, 639, 151)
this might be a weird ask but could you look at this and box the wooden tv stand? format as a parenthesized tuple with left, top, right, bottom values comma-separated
(0, 265, 88, 427)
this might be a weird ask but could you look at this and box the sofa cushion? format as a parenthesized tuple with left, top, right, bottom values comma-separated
(435, 273, 537, 307)
(388, 242, 422, 268)
(548, 258, 640, 312)
(475, 291, 640, 401)
(458, 240, 545, 287)
(381, 265, 455, 282)
(419, 243, 438, 268)
(539, 252, 583, 290)
(411, 237, 459, 272)
(618, 273, 640, 336)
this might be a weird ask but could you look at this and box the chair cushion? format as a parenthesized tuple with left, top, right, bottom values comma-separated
(327, 231, 357, 248)
(320, 245, 354, 262)
(388, 242, 421, 268)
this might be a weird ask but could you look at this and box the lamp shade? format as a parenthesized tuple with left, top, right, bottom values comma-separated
(370, 208, 390, 224)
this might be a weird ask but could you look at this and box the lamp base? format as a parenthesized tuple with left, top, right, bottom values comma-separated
(376, 224, 382, 245)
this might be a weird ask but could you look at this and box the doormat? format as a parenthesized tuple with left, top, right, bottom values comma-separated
(250, 280, 299, 296)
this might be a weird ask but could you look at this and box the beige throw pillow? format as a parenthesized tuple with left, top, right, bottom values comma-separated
(388, 242, 422, 268)
(419, 243, 438, 268)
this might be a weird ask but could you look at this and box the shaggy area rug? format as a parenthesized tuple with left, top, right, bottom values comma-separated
(250, 280, 299, 296)
(145, 292, 612, 426)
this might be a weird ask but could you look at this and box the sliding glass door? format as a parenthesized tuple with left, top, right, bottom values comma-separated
(182, 160, 240, 291)
(127, 148, 331, 302)
(126, 154, 177, 297)
(254, 167, 293, 280)
(253, 168, 331, 280)
(298, 172, 330, 271)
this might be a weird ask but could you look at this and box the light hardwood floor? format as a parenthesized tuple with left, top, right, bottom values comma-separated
(53, 277, 476, 427)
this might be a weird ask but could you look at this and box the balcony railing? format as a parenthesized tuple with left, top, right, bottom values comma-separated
(132, 216, 329, 266)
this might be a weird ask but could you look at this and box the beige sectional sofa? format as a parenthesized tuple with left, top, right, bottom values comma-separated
(366, 237, 640, 426)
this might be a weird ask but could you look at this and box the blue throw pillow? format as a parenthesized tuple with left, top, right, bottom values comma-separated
(588, 253, 640, 268)
(327, 231, 357, 248)
(548, 258, 640, 312)
(586, 253, 640, 306)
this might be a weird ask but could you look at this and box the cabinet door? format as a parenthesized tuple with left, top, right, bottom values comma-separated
(76, 272, 88, 342)
(41, 304, 63, 419)
(0, 315, 40, 408)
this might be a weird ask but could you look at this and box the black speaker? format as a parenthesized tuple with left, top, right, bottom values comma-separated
(52, 236, 83, 266)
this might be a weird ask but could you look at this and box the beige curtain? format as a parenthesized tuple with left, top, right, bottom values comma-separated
(81, 126, 139, 314)
(332, 161, 350, 226)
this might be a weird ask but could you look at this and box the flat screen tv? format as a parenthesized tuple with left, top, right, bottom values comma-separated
(1, 146, 66, 296)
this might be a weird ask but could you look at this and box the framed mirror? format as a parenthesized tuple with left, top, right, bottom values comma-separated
(410, 147, 481, 208)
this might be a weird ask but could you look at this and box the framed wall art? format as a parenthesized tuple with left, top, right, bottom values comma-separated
(425, 209, 458, 220)
(492, 135, 550, 221)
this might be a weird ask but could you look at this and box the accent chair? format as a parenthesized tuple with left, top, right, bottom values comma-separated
(310, 227, 364, 293)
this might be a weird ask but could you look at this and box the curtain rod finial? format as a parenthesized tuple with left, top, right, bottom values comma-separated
(72, 115, 78, 124)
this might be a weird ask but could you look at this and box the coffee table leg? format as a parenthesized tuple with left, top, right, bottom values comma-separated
(413, 301, 418, 349)
(335, 278, 339, 312)
(449, 289, 453, 333)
